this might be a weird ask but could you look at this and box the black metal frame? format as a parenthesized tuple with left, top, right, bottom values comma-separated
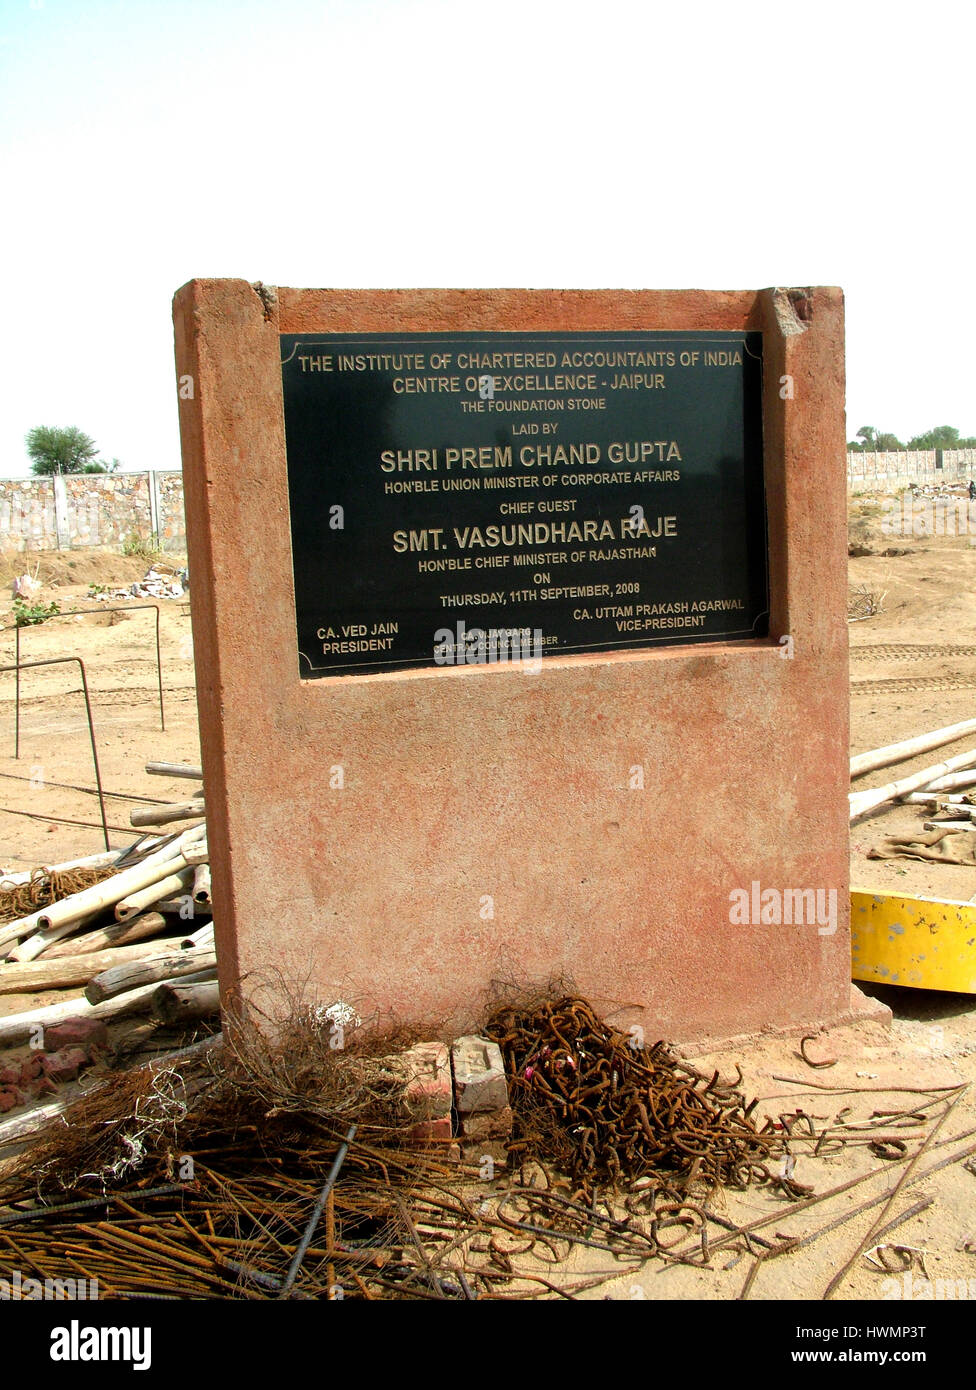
(1, 656, 110, 849)
(13, 603, 165, 759)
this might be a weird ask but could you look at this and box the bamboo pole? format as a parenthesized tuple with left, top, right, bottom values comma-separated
(901, 792, 973, 805)
(192, 864, 211, 909)
(181, 922, 215, 950)
(42, 911, 169, 958)
(0, 1097, 76, 1147)
(1, 910, 102, 960)
(181, 838, 208, 866)
(7, 854, 188, 962)
(0, 939, 185, 996)
(85, 947, 217, 1004)
(34, 824, 204, 932)
(115, 867, 194, 922)
(2, 827, 205, 957)
(0, 982, 160, 1047)
(849, 748, 976, 821)
(909, 770, 976, 793)
(153, 897, 200, 916)
(850, 718, 976, 779)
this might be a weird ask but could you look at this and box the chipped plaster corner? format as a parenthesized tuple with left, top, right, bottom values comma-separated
(772, 287, 814, 338)
(250, 281, 279, 322)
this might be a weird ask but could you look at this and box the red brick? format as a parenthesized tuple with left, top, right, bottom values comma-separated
(0, 1085, 24, 1113)
(406, 1115, 453, 1142)
(18, 1053, 43, 1086)
(42, 1047, 88, 1084)
(461, 1106, 513, 1141)
(393, 1042, 452, 1121)
(452, 1036, 508, 1113)
(42, 1018, 109, 1054)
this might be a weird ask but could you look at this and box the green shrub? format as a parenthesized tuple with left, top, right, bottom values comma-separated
(121, 532, 161, 560)
(13, 598, 60, 626)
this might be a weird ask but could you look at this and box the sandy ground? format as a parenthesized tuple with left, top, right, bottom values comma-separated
(0, 550, 200, 871)
(1, 518, 975, 1305)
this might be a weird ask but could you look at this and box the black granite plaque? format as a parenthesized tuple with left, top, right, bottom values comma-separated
(280, 330, 768, 677)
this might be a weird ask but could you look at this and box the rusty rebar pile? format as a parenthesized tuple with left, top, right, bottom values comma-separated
(0, 865, 119, 924)
(486, 994, 780, 1196)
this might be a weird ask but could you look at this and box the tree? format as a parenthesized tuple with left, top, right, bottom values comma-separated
(26, 426, 100, 475)
(908, 425, 961, 450)
(81, 457, 121, 474)
(848, 425, 904, 452)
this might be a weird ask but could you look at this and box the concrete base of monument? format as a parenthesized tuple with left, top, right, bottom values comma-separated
(214, 971, 889, 1056)
(667, 984, 892, 1055)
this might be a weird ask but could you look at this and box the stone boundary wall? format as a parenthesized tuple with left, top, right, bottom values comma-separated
(0, 470, 185, 553)
(848, 448, 976, 494)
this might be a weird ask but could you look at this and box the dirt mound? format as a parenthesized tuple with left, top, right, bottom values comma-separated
(0, 549, 186, 592)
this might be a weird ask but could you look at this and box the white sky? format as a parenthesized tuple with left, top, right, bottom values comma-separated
(0, 0, 972, 475)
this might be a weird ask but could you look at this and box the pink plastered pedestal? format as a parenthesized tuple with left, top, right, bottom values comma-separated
(173, 284, 859, 1046)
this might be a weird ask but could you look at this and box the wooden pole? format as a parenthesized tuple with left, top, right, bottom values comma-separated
(4, 828, 203, 951)
(0, 848, 128, 889)
(181, 922, 215, 950)
(145, 761, 204, 780)
(1, 909, 101, 960)
(115, 867, 194, 921)
(0, 939, 184, 996)
(850, 718, 976, 779)
(901, 792, 973, 805)
(150, 979, 220, 1024)
(0, 982, 160, 1047)
(192, 864, 211, 909)
(7, 853, 189, 961)
(85, 947, 217, 1004)
(42, 911, 169, 958)
(849, 747, 976, 821)
(130, 802, 205, 828)
(910, 770, 976, 794)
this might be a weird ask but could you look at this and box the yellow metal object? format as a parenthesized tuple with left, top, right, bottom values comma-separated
(851, 890, 976, 993)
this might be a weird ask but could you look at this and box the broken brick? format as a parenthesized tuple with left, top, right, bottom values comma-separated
(452, 1036, 508, 1114)
(42, 1018, 109, 1055)
(18, 1053, 44, 1087)
(41, 1047, 88, 1085)
(392, 1042, 452, 1121)
(460, 1106, 513, 1141)
(0, 1085, 25, 1113)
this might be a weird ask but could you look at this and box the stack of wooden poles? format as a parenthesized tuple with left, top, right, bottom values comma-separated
(849, 717, 976, 822)
(0, 761, 218, 1049)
